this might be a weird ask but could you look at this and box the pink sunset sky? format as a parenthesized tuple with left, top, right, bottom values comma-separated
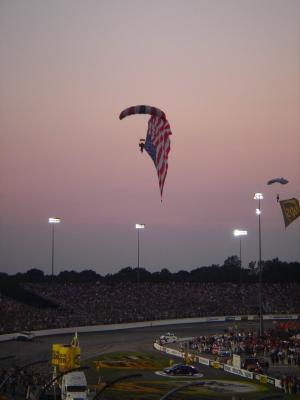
(1, 0, 299, 275)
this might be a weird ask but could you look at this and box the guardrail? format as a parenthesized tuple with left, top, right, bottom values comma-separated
(153, 341, 283, 390)
(0, 314, 298, 343)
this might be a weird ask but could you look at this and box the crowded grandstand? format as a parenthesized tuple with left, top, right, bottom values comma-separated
(1, 281, 300, 333)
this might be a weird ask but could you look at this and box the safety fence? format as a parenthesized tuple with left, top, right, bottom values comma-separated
(0, 313, 298, 343)
(153, 341, 283, 390)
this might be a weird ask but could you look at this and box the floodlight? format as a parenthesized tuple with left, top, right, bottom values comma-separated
(233, 229, 248, 237)
(48, 217, 61, 224)
(254, 193, 264, 200)
(135, 224, 145, 229)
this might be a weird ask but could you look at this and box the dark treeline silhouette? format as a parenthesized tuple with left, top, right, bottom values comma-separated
(1, 257, 299, 284)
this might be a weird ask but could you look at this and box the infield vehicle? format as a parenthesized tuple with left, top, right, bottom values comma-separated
(164, 363, 199, 376)
(159, 332, 177, 344)
(61, 370, 88, 400)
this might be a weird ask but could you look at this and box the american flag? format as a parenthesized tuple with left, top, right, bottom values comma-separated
(144, 115, 172, 199)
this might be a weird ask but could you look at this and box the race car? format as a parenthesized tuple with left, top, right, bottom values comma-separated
(13, 331, 35, 341)
(159, 332, 177, 344)
(164, 363, 199, 376)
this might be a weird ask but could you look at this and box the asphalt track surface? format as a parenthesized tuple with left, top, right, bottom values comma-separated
(0, 321, 272, 369)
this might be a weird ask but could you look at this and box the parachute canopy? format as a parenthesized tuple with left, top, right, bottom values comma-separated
(119, 105, 166, 120)
(267, 177, 289, 185)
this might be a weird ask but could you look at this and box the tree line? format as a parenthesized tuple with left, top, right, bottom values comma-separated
(1, 257, 300, 284)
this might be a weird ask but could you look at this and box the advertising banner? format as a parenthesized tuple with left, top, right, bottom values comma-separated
(154, 342, 164, 352)
(274, 379, 282, 389)
(165, 348, 182, 357)
(259, 375, 268, 384)
(267, 377, 275, 385)
(58, 345, 72, 372)
(225, 316, 237, 321)
(264, 314, 297, 320)
(232, 354, 241, 368)
(197, 356, 210, 366)
(224, 364, 253, 379)
(205, 317, 225, 322)
(51, 343, 62, 366)
(210, 361, 222, 369)
(71, 346, 81, 369)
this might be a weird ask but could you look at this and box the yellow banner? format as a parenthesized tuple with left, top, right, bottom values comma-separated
(51, 343, 62, 366)
(259, 375, 268, 384)
(56, 344, 81, 372)
(279, 198, 300, 227)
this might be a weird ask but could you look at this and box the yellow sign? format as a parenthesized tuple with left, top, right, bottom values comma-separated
(52, 333, 81, 371)
(58, 345, 73, 372)
(51, 344, 81, 372)
(259, 375, 268, 384)
(51, 343, 62, 366)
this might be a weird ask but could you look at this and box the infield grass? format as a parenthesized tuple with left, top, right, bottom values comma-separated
(82, 350, 295, 400)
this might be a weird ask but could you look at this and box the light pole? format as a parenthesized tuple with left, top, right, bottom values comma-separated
(48, 217, 61, 279)
(135, 224, 145, 284)
(233, 229, 248, 285)
(254, 192, 263, 336)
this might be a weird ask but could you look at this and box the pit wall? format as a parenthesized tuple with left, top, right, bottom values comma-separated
(0, 313, 298, 344)
(153, 341, 283, 390)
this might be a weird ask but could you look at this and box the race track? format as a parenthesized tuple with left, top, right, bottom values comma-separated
(0, 321, 269, 367)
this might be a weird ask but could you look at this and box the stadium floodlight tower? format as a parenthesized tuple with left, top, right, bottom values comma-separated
(254, 192, 264, 336)
(233, 229, 248, 284)
(48, 217, 61, 279)
(135, 224, 145, 284)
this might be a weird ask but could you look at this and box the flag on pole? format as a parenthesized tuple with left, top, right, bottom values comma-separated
(279, 198, 300, 227)
(144, 115, 172, 199)
(71, 331, 79, 347)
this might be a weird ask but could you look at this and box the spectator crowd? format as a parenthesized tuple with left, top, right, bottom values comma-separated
(184, 325, 300, 394)
(1, 281, 300, 397)
(0, 282, 300, 334)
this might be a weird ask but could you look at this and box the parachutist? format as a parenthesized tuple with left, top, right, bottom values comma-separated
(139, 143, 144, 152)
(139, 139, 145, 153)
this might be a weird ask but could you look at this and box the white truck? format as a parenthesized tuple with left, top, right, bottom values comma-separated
(61, 371, 88, 400)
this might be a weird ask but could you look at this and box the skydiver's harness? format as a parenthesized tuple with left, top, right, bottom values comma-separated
(139, 139, 145, 153)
